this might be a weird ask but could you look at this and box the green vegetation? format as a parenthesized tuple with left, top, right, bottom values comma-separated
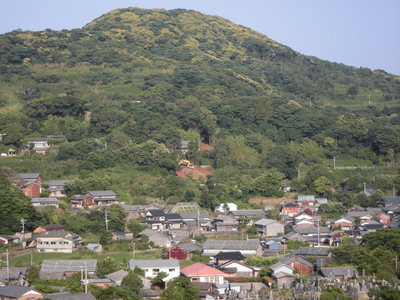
(331, 229, 400, 282)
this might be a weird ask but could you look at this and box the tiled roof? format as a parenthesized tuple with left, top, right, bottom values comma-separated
(181, 263, 226, 276)
(214, 251, 245, 261)
(105, 270, 129, 282)
(128, 259, 179, 269)
(203, 239, 260, 251)
(0, 267, 27, 281)
(254, 218, 282, 226)
(88, 190, 116, 197)
(177, 242, 202, 253)
(40, 259, 97, 273)
(46, 293, 96, 300)
(48, 180, 70, 186)
(321, 266, 357, 278)
(16, 173, 41, 179)
(0, 285, 36, 298)
(230, 210, 265, 216)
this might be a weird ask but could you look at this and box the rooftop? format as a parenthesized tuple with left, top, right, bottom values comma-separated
(87, 190, 116, 197)
(203, 239, 260, 251)
(0, 285, 37, 298)
(128, 259, 179, 269)
(181, 263, 226, 276)
(40, 259, 97, 273)
(230, 209, 265, 216)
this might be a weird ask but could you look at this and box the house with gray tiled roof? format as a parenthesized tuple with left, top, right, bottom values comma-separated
(0, 285, 43, 299)
(202, 239, 262, 257)
(128, 259, 180, 281)
(254, 218, 284, 237)
(87, 190, 118, 207)
(45, 292, 96, 300)
(39, 259, 97, 280)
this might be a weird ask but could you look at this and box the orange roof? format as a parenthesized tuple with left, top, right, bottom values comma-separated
(181, 263, 227, 277)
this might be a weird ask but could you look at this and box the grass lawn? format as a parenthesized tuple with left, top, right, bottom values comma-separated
(9, 250, 161, 267)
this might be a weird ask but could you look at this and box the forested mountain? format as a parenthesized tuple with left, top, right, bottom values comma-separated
(0, 7, 399, 207)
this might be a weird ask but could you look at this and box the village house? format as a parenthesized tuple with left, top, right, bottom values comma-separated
(333, 216, 355, 230)
(228, 210, 266, 224)
(28, 137, 49, 155)
(163, 241, 201, 260)
(39, 259, 97, 280)
(295, 195, 317, 206)
(86, 278, 113, 288)
(123, 203, 164, 221)
(281, 203, 300, 217)
(254, 219, 284, 237)
(292, 247, 332, 265)
(178, 212, 211, 231)
(34, 224, 65, 234)
(0, 235, 20, 245)
(138, 229, 172, 248)
(35, 230, 82, 253)
(105, 270, 128, 286)
(0, 285, 43, 300)
(86, 190, 118, 207)
(111, 232, 133, 241)
(128, 259, 180, 282)
(278, 255, 314, 274)
(213, 215, 238, 232)
(218, 260, 260, 278)
(0, 267, 27, 286)
(202, 239, 263, 257)
(181, 263, 226, 285)
(214, 252, 246, 265)
(320, 266, 358, 280)
(11, 173, 42, 197)
(48, 180, 70, 197)
(86, 243, 102, 253)
(31, 197, 59, 208)
(45, 292, 96, 300)
(271, 271, 297, 289)
(215, 203, 238, 212)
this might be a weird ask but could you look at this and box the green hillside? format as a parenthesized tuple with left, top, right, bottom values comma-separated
(0, 7, 399, 208)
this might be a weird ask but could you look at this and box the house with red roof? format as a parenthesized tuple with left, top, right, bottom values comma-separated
(181, 263, 227, 285)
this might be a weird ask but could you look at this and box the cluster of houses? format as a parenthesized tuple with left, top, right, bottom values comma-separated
(8, 172, 120, 209)
(2, 168, 400, 299)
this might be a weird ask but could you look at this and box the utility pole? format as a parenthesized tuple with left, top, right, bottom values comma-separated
(21, 218, 25, 249)
(333, 156, 336, 170)
(368, 94, 371, 105)
(104, 211, 109, 231)
(297, 169, 300, 180)
(363, 182, 367, 194)
(81, 264, 88, 293)
(5, 249, 9, 282)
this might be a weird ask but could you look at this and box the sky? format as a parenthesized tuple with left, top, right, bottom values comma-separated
(0, 0, 399, 75)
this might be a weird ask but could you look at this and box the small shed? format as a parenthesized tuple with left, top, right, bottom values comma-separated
(265, 240, 280, 250)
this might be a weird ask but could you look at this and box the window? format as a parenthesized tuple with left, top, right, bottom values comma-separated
(169, 268, 175, 272)
(51, 242, 56, 245)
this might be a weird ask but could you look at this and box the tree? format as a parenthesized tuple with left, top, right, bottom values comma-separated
(97, 257, 119, 277)
(321, 286, 352, 300)
(0, 171, 44, 234)
(251, 168, 285, 197)
(313, 176, 333, 196)
(127, 219, 145, 238)
(107, 205, 126, 232)
(346, 85, 359, 97)
(161, 277, 198, 300)
(121, 271, 143, 294)
(151, 271, 167, 288)
(99, 231, 112, 246)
